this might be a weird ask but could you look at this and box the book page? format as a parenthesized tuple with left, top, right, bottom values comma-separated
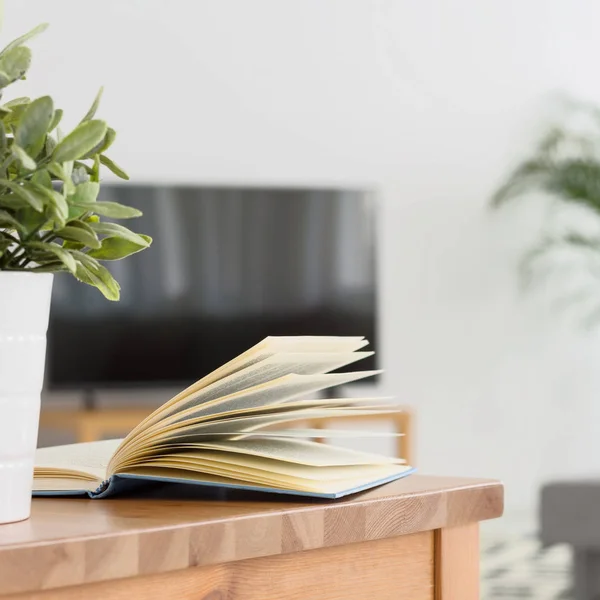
(32, 477, 100, 493)
(170, 337, 369, 406)
(112, 437, 402, 476)
(167, 351, 373, 420)
(184, 437, 404, 466)
(124, 336, 369, 438)
(237, 429, 403, 438)
(157, 408, 400, 440)
(34, 439, 121, 482)
(116, 442, 407, 489)
(140, 397, 394, 443)
(126, 450, 400, 480)
(111, 371, 381, 467)
(118, 463, 410, 495)
(120, 408, 398, 462)
(112, 399, 391, 469)
(138, 371, 382, 440)
(143, 397, 395, 442)
(120, 458, 401, 490)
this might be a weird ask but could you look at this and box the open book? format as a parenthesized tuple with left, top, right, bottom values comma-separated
(34, 336, 414, 499)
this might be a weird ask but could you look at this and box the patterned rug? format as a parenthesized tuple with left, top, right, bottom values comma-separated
(481, 532, 572, 599)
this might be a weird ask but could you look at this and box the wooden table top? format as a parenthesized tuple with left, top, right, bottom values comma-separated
(0, 475, 503, 597)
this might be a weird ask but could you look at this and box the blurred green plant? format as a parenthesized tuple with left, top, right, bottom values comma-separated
(491, 99, 600, 324)
(0, 23, 150, 300)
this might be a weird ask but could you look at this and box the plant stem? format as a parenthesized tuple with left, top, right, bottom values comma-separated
(1, 223, 49, 269)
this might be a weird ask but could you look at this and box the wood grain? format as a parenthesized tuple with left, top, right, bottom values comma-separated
(434, 523, 480, 600)
(2, 533, 434, 600)
(0, 475, 503, 596)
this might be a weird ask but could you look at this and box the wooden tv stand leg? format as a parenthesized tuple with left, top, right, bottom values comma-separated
(77, 418, 102, 444)
(435, 523, 480, 599)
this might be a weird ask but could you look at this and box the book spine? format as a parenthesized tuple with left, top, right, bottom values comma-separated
(91, 478, 112, 498)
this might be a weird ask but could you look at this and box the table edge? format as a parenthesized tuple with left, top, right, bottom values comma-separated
(0, 476, 504, 596)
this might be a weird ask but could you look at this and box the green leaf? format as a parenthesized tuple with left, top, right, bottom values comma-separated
(491, 159, 551, 207)
(64, 162, 76, 195)
(63, 160, 74, 179)
(81, 86, 103, 123)
(75, 263, 120, 300)
(0, 23, 48, 58)
(48, 108, 63, 132)
(545, 159, 600, 214)
(30, 262, 68, 273)
(64, 220, 98, 248)
(87, 233, 151, 261)
(30, 183, 68, 227)
(66, 219, 98, 235)
(89, 221, 150, 246)
(53, 120, 107, 162)
(0, 46, 31, 84)
(15, 205, 48, 234)
(11, 144, 36, 170)
(26, 240, 76, 273)
(45, 135, 57, 156)
(0, 179, 44, 211)
(91, 153, 100, 182)
(3, 97, 30, 109)
(0, 72, 10, 88)
(99, 154, 129, 180)
(2, 104, 28, 133)
(0, 230, 18, 242)
(55, 224, 101, 249)
(66, 181, 100, 220)
(0, 208, 23, 231)
(71, 200, 142, 219)
(71, 252, 120, 300)
(0, 237, 12, 254)
(49, 194, 69, 228)
(73, 160, 93, 175)
(47, 162, 68, 181)
(99, 128, 116, 153)
(16, 96, 53, 157)
(62, 241, 85, 251)
(83, 127, 117, 159)
(0, 121, 7, 154)
(47, 161, 75, 194)
(0, 193, 29, 210)
(69, 181, 101, 203)
(32, 168, 52, 188)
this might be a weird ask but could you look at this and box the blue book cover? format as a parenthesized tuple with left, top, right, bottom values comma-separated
(34, 467, 417, 500)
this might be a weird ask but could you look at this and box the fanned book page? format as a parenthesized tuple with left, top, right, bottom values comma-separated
(33, 336, 415, 499)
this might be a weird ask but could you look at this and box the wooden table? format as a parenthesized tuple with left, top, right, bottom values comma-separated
(0, 475, 503, 599)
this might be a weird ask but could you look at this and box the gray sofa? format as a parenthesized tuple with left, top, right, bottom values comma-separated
(541, 481, 600, 599)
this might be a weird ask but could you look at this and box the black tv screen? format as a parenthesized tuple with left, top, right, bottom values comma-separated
(46, 185, 378, 389)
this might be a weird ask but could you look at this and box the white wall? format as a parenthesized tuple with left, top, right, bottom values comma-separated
(8, 0, 600, 512)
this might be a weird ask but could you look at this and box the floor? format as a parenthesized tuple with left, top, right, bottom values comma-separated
(481, 515, 573, 599)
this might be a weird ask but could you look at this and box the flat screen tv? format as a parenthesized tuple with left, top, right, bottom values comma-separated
(46, 185, 378, 390)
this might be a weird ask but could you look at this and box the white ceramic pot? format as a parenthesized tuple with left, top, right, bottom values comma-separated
(0, 272, 53, 524)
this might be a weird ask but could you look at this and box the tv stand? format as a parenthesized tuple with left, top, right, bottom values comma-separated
(82, 389, 97, 411)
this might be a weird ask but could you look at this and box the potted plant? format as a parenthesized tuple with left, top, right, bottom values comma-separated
(0, 24, 151, 524)
(491, 98, 600, 327)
